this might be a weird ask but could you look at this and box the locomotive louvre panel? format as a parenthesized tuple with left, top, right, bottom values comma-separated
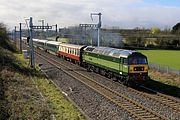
(83, 51, 120, 73)
(98, 54, 120, 72)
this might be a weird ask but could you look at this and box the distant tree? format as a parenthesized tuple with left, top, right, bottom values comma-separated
(0, 23, 8, 40)
(172, 22, 180, 34)
(0, 23, 8, 46)
(163, 26, 171, 34)
(0, 23, 16, 51)
(151, 27, 161, 34)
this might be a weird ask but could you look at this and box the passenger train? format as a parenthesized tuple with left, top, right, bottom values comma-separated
(22, 37, 149, 85)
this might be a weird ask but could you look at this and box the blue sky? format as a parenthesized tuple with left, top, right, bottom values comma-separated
(0, 0, 180, 30)
(144, 0, 180, 6)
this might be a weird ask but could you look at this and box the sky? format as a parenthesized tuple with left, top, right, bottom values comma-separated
(0, 0, 180, 30)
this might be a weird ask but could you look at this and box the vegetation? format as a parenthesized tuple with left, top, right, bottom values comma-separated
(0, 50, 52, 119)
(0, 23, 85, 120)
(139, 50, 180, 69)
(149, 70, 180, 89)
(151, 27, 161, 34)
(47, 37, 69, 43)
(172, 22, 180, 34)
(144, 69, 180, 98)
(57, 38, 69, 43)
(35, 78, 85, 120)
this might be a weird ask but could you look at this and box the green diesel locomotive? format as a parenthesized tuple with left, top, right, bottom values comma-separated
(82, 46, 149, 85)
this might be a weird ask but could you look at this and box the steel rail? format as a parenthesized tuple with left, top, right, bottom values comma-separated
(35, 50, 168, 120)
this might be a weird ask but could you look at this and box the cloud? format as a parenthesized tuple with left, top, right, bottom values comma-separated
(0, 0, 180, 30)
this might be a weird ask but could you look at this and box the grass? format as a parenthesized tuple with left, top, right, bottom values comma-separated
(35, 78, 85, 120)
(139, 50, 180, 69)
(149, 70, 180, 88)
(57, 38, 69, 43)
(144, 70, 180, 97)
(47, 37, 69, 43)
(0, 44, 85, 119)
(0, 49, 52, 119)
(15, 53, 85, 119)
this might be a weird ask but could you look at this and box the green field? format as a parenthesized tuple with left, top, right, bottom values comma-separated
(47, 37, 69, 43)
(57, 38, 69, 43)
(139, 50, 180, 69)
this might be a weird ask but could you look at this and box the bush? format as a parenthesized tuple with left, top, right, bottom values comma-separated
(0, 23, 16, 52)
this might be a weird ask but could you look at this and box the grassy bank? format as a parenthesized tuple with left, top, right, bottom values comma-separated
(0, 42, 85, 119)
(0, 48, 51, 119)
(35, 77, 85, 119)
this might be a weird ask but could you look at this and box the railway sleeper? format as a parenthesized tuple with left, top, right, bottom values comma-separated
(141, 115, 157, 118)
(137, 111, 151, 116)
(133, 108, 143, 111)
(167, 102, 178, 105)
(146, 117, 161, 120)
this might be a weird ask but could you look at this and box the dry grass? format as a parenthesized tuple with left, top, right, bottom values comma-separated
(149, 69, 180, 88)
(0, 67, 52, 120)
(0, 47, 52, 119)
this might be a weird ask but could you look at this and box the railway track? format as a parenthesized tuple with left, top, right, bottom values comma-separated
(139, 85, 180, 112)
(92, 68, 180, 114)
(35, 50, 168, 120)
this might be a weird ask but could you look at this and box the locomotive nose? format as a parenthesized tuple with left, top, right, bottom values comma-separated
(129, 65, 148, 73)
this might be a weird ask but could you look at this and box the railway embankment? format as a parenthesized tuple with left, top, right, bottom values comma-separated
(144, 69, 180, 97)
(0, 39, 85, 119)
(0, 43, 51, 119)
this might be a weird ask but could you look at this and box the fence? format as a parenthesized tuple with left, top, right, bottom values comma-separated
(149, 63, 180, 75)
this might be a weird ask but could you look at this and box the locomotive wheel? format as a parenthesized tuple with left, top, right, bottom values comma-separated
(107, 72, 112, 79)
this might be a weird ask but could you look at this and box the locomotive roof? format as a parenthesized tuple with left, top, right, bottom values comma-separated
(60, 43, 86, 49)
(84, 46, 137, 58)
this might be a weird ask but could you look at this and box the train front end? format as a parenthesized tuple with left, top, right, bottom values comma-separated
(128, 53, 149, 82)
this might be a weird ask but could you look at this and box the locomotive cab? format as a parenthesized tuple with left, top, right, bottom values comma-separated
(128, 52, 149, 81)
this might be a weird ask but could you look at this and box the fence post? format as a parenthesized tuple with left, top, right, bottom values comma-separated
(158, 64, 160, 72)
(167, 66, 169, 74)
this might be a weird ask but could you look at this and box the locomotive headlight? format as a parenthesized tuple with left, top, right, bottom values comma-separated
(129, 66, 133, 72)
